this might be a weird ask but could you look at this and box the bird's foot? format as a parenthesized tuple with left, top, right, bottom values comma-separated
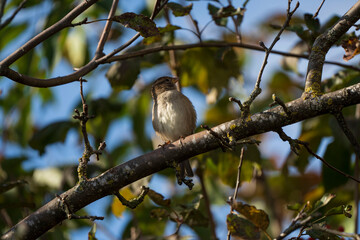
(158, 141, 171, 148)
(175, 165, 194, 190)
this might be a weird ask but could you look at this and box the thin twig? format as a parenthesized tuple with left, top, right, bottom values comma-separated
(0, 0, 27, 30)
(313, 0, 325, 19)
(198, 166, 218, 240)
(188, 13, 202, 41)
(227, 0, 241, 42)
(94, 0, 119, 58)
(333, 110, 360, 233)
(243, 0, 300, 113)
(201, 124, 233, 151)
(355, 104, 360, 233)
(73, 78, 106, 181)
(56, 194, 104, 221)
(229, 97, 244, 111)
(276, 128, 360, 183)
(270, 94, 292, 117)
(233, 147, 245, 202)
(332, 111, 360, 157)
(164, 8, 179, 77)
(113, 186, 149, 209)
(227, 147, 245, 240)
(275, 202, 311, 240)
(0, 0, 7, 23)
(312, 225, 360, 240)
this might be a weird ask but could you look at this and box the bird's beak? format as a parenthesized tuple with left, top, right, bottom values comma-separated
(171, 77, 179, 84)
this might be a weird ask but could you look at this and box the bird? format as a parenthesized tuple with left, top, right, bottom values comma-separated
(151, 76, 197, 179)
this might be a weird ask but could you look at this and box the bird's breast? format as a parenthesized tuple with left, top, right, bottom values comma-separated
(152, 90, 196, 142)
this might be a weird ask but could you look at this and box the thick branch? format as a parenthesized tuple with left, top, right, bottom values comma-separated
(304, 1, 360, 95)
(3, 83, 360, 240)
(3, 41, 359, 88)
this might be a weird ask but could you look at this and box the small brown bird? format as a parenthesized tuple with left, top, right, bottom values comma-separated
(151, 76, 197, 178)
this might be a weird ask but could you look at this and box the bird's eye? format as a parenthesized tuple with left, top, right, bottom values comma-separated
(165, 78, 170, 82)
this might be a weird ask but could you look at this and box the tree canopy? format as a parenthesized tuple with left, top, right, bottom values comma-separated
(1, 0, 360, 239)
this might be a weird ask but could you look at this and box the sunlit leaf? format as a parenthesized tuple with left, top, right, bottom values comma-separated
(287, 202, 303, 211)
(167, 2, 193, 17)
(88, 223, 98, 240)
(313, 193, 336, 211)
(180, 47, 241, 94)
(231, 201, 270, 230)
(208, 3, 227, 26)
(112, 187, 136, 217)
(112, 13, 159, 37)
(148, 189, 171, 207)
(342, 36, 360, 61)
(64, 29, 88, 67)
(325, 204, 352, 218)
(227, 213, 261, 239)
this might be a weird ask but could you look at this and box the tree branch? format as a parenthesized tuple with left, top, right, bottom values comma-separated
(3, 40, 359, 88)
(94, 0, 119, 58)
(0, 0, 27, 30)
(3, 82, 360, 240)
(0, 0, 99, 67)
(304, 1, 360, 97)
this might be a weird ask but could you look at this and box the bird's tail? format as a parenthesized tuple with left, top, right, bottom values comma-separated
(180, 159, 194, 178)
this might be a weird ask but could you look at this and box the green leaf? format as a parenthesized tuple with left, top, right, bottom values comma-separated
(150, 208, 170, 220)
(306, 227, 341, 240)
(231, 201, 270, 230)
(183, 208, 209, 227)
(112, 13, 160, 37)
(313, 193, 336, 212)
(0, 23, 27, 50)
(208, 3, 228, 26)
(180, 47, 241, 94)
(148, 189, 171, 207)
(29, 121, 77, 155)
(105, 60, 140, 91)
(64, 29, 88, 68)
(159, 24, 181, 33)
(227, 213, 261, 239)
(325, 205, 352, 218)
(167, 2, 193, 17)
(322, 139, 351, 191)
(287, 202, 303, 211)
(130, 94, 153, 151)
(304, 13, 320, 32)
(88, 223, 98, 240)
(216, 5, 243, 18)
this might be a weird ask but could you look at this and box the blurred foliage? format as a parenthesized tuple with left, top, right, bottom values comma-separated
(0, 0, 359, 239)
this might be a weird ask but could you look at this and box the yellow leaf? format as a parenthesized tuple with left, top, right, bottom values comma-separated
(232, 201, 270, 230)
(111, 187, 136, 217)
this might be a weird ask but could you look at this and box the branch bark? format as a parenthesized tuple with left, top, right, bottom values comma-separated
(304, 0, 360, 96)
(2, 40, 360, 88)
(3, 82, 360, 240)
